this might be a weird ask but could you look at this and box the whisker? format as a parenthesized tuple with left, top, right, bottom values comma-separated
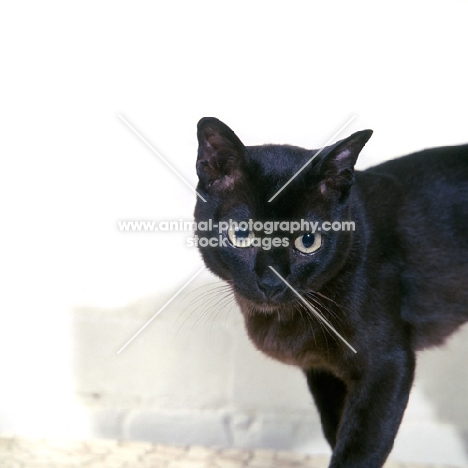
(306, 291, 350, 326)
(172, 283, 231, 336)
(176, 282, 230, 321)
(295, 300, 318, 348)
(193, 290, 234, 332)
(304, 291, 349, 329)
(189, 297, 226, 330)
(296, 297, 340, 352)
(188, 285, 236, 333)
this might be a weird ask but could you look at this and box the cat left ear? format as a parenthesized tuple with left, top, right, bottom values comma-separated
(196, 117, 247, 192)
(318, 129, 373, 194)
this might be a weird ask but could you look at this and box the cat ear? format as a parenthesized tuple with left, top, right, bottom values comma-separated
(196, 117, 247, 191)
(317, 129, 373, 195)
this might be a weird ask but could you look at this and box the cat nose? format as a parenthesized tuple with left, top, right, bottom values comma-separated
(257, 272, 287, 299)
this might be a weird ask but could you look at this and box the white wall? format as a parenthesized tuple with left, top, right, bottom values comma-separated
(1, 1, 468, 466)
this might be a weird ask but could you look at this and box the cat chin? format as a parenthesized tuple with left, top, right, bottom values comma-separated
(234, 291, 286, 316)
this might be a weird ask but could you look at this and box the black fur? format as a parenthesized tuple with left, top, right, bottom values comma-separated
(194, 117, 468, 468)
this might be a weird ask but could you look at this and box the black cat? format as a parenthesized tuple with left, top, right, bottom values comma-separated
(194, 117, 468, 468)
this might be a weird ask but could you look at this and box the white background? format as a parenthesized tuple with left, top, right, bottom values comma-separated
(1, 1, 468, 465)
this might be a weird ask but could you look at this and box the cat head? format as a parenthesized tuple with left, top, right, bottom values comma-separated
(194, 117, 372, 313)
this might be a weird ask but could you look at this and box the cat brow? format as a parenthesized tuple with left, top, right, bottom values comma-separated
(267, 115, 356, 203)
(268, 266, 357, 354)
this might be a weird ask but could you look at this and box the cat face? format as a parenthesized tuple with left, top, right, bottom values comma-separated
(194, 118, 372, 314)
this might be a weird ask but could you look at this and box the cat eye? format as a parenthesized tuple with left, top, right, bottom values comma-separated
(294, 232, 322, 254)
(227, 225, 255, 248)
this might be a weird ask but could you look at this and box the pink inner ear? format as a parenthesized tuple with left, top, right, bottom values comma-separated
(212, 173, 237, 190)
(335, 148, 352, 163)
(319, 181, 327, 195)
(207, 132, 230, 152)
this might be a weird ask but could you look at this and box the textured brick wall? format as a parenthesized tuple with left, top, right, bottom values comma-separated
(70, 274, 468, 466)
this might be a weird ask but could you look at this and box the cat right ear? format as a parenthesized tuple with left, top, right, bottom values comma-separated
(196, 117, 247, 192)
(317, 129, 373, 196)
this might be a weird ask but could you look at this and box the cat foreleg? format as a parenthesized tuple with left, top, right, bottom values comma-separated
(305, 369, 347, 448)
(328, 350, 415, 468)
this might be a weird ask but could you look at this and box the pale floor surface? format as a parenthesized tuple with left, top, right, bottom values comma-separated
(0, 437, 463, 468)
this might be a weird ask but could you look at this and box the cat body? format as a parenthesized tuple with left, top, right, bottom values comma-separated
(194, 117, 468, 468)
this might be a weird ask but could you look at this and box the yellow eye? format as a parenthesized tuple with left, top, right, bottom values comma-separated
(228, 224, 255, 248)
(294, 232, 322, 254)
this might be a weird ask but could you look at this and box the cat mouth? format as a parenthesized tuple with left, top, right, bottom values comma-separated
(234, 292, 285, 315)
